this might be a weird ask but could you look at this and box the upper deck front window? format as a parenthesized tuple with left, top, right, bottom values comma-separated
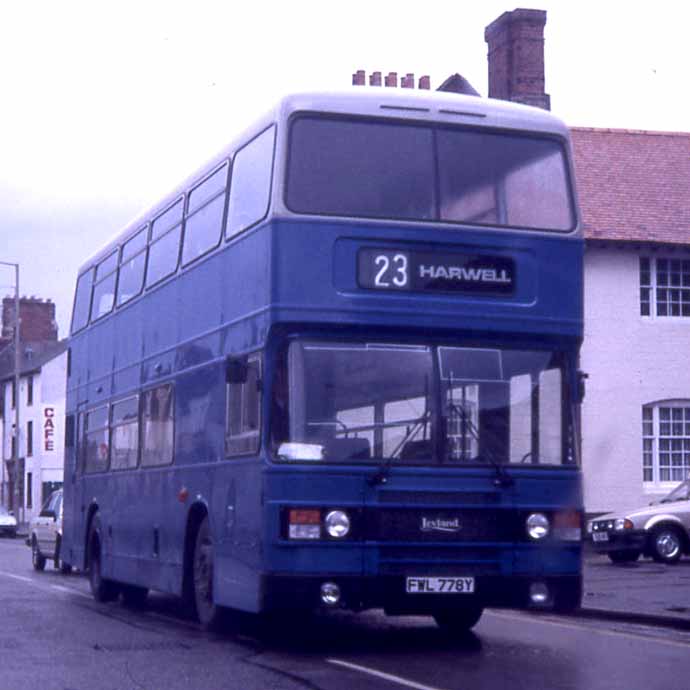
(286, 116, 575, 232)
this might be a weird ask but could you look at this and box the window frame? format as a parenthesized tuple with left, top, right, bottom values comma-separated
(225, 353, 262, 457)
(91, 250, 120, 322)
(642, 401, 690, 488)
(83, 404, 111, 474)
(140, 383, 175, 468)
(71, 267, 95, 334)
(640, 256, 690, 319)
(284, 113, 577, 234)
(146, 196, 185, 289)
(117, 226, 149, 307)
(109, 394, 140, 472)
(225, 126, 276, 241)
(182, 161, 230, 267)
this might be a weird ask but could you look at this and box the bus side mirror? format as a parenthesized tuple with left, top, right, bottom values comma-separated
(577, 370, 588, 403)
(226, 358, 248, 384)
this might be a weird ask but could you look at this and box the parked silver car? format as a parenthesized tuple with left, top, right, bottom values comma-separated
(0, 505, 17, 538)
(587, 479, 690, 564)
(29, 489, 71, 573)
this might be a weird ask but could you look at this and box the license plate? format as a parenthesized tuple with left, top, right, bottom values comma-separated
(592, 531, 609, 542)
(406, 577, 475, 594)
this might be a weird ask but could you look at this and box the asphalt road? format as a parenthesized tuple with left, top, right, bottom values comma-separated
(1, 537, 689, 690)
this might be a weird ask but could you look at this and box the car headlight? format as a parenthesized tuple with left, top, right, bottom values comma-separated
(526, 513, 550, 540)
(324, 510, 351, 538)
(614, 518, 633, 531)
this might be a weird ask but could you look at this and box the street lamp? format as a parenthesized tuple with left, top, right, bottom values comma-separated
(0, 261, 20, 521)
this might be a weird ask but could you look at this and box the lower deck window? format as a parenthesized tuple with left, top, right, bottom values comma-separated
(141, 385, 174, 466)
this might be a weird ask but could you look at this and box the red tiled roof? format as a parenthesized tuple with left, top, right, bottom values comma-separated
(570, 128, 690, 244)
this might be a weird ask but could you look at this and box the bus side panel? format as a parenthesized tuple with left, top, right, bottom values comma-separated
(212, 460, 264, 613)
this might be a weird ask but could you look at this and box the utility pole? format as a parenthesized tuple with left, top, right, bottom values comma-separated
(0, 261, 20, 521)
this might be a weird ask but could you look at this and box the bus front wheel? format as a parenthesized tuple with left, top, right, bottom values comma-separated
(433, 606, 483, 634)
(88, 517, 119, 603)
(193, 516, 225, 630)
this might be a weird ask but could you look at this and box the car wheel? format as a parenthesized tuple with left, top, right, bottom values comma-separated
(608, 550, 641, 564)
(31, 537, 46, 571)
(192, 516, 225, 630)
(433, 606, 484, 633)
(650, 525, 684, 564)
(88, 518, 119, 602)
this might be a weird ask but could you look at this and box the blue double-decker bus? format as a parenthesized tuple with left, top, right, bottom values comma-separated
(62, 89, 583, 632)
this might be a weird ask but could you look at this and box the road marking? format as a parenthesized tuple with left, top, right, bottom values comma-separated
(50, 584, 91, 600)
(487, 610, 690, 649)
(0, 571, 91, 600)
(0, 572, 36, 585)
(327, 658, 448, 690)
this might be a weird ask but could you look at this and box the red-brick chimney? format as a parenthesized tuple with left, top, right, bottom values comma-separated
(484, 8, 550, 110)
(1, 296, 58, 344)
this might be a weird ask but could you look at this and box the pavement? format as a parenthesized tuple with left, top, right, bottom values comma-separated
(580, 550, 690, 630)
(12, 524, 690, 630)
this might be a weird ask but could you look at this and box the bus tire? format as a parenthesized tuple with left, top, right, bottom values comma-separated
(192, 516, 225, 631)
(433, 606, 483, 633)
(88, 517, 119, 603)
(31, 537, 46, 571)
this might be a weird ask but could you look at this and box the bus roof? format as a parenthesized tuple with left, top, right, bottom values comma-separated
(77, 89, 572, 274)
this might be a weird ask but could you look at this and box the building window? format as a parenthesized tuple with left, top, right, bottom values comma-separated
(27, 420, 33, 457)
(26, 472, 32, 510)
(643, 402, 690, 485)
(27, 375, 33, 406)
(640, 257, 690, 317)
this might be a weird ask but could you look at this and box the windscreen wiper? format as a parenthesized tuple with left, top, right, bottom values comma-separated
(368, 411, 432, 486)
(446, 401, 514, 488)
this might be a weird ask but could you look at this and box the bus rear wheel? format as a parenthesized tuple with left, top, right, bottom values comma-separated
(433, 606, 483, 634)
(88, 519, 119, 602)
(193, 516, 225, 630)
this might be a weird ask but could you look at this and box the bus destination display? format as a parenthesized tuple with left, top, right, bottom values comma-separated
(358, 248, 515, 295)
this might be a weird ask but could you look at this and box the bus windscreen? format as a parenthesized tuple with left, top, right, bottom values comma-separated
(286, 115, 575, 232)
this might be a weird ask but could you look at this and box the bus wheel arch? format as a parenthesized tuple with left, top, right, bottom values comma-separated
(184, 508, 225, 630)
(182, 503, 208, 614)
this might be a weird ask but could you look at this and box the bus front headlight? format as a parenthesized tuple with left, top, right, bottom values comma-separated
(324, 510, 351, 538)
(526, 513, 550, 540)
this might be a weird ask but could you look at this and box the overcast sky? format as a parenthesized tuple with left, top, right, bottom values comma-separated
(1, 0, 688, 337)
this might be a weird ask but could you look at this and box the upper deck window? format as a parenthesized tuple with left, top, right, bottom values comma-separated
(71, 268, 94, 334)
(286, 116, 575, 232)
(117, 227, 148, 306)
(92, 250, 119, 320)
(147, 198, 184, 287)
(182, 162, 229, 265)
(226, 126, 275, 240)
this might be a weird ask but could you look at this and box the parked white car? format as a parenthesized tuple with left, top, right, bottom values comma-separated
(587, 479, 690, 564)
(29, 489, 71, 573)
(0, 505, 17, 538)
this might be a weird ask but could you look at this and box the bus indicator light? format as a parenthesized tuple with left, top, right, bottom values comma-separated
(288, 509, 322, 540)
(177, 487, 189, 503)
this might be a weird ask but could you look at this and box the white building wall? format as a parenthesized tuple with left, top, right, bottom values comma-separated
(581, 246, 690, 514)
(1, 350, 66, 520)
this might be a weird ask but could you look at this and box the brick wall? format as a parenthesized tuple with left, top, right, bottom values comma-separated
(1, 297, 58, 344)
(485, 8, 551, 111)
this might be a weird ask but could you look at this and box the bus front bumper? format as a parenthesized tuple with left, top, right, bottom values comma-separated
(260, 573, 582, 614)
